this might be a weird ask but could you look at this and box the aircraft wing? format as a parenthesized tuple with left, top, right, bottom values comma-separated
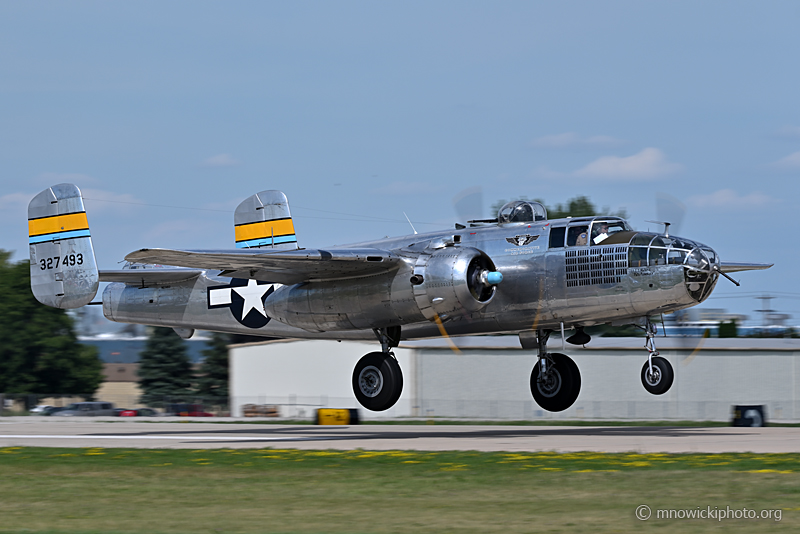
(123, 247, 402, 284)
(719, 262, 773, 273)
(99, 269, 204, 286)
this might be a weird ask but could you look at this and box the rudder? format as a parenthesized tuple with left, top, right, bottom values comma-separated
(234, 190, 298, 250)
(28, 184, 99, 308)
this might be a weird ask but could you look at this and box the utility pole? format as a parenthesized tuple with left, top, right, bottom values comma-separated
(754, 294, 776, 331)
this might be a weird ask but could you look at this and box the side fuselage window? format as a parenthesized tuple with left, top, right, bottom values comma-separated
(566, 226, 589, 247)
(549, 227, 565, 248)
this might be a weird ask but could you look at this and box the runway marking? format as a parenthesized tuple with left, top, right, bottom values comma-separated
(0, 435, 333, 442)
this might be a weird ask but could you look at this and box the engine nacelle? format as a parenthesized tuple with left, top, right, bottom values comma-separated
(410, 246, 498, 321)
(263, 246, 500, 332)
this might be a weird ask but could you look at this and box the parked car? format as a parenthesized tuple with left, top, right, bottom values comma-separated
(42, 406, 67, 416)
(30, 404, 53, 414)
(118, 408, 160, 417)
(165, 403, 213, 417)
(51, 402, 116, 416)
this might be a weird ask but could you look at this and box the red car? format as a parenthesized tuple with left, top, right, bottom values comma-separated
(118, 408, 160, 417)
(166, 404, 213, 417)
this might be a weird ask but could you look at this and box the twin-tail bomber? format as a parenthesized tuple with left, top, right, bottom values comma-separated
(28, 184, 772, 412)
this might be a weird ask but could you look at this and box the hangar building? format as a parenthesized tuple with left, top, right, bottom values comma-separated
(230, 336, 800, 422)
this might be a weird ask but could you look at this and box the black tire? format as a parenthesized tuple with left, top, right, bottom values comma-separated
(530, 353, 580, 412)
(386, 356, 404, 407)
(352, 352, 403, 412)
(641, 356, 674, 395)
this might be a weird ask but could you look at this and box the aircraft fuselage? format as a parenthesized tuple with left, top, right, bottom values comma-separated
(101, 216, 716, 341)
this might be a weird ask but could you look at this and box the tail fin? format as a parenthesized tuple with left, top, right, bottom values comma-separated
(28, 184, 99, 308)
(234, 190, 298, 250)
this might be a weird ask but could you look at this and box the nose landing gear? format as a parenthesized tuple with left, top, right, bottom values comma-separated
(523, 329, 581, 412)
(639, 319, 674, 395)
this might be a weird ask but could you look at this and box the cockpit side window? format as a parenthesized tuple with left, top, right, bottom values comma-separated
(566, 225, 589, 247)
(549, 227, 565, 248)
(590, 220, 631, 245)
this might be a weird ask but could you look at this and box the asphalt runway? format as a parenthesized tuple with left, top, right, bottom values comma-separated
(2, 418, 799, 453)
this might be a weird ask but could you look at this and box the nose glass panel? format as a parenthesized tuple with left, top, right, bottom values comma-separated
(683, 247, 719, 302)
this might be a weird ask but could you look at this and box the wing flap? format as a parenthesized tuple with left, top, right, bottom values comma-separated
(99, 269, 204, 285)
(123, 248, 401, 284)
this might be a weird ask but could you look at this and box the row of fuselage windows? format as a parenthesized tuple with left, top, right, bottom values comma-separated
(548, 220, 629, 248)
(549, 226, 701, 268)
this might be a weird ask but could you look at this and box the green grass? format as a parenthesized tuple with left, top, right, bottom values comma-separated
(1, 446, 799, 533)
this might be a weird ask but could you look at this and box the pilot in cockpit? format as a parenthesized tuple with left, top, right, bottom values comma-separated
(592, 222, 610, 245)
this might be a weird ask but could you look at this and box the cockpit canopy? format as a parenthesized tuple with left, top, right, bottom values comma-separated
(497, 201, 547, 224)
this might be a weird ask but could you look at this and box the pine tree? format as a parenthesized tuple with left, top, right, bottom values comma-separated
(137, 327, 194, 406)
(718, 319, 738, 338)
(0, 252, 103, 397)
(196, 332, 230, 406)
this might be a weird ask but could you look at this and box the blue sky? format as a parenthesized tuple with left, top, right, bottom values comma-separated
(2, 1, 798, 323)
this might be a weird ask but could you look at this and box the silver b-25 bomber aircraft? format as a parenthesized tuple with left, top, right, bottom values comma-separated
(28, 184, 771, 413)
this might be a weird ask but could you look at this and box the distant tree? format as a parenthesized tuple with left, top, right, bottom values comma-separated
(0, 252, 103, 397)
(137, 327, 194, 406)
(547, 196, 597, 219)
(196, 332, 230, 405)
(718, 319, 738, 338)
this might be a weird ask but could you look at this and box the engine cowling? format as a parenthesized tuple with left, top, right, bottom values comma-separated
(410, 246, 499, 321)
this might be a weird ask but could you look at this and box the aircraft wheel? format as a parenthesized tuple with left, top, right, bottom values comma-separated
(352, 352, 403, 412)
(530, 353, 580, 412)
(641, 356, 674, 395)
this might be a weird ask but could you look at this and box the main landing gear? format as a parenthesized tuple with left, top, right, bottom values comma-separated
(352, 326, 403, 411)
(526, 329, 581, 412)
(639, 319, 674, 395)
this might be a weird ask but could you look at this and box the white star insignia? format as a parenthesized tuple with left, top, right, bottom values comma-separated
(233, 279, 269, 319)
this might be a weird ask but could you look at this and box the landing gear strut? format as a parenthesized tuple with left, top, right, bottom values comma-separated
(351, 327, 404, 412)
(525, 329, 581, 412)
(639, 319, 674, 395)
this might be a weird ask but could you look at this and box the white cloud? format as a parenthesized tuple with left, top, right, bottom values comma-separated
(772, 151, 800, 170)
(201, 153, 239, 167)
(531, 132, 626, 149)
(686, 189, 777, 209)
(573, 148, 682, 180)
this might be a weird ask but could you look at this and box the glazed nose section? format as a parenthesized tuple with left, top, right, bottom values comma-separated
(684, 246, 719, 302)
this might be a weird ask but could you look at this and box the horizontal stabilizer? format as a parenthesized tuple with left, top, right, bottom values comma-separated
(124, 247, 400, 284)
(719, 262, 773, 273)
(28, 184, 99, 308)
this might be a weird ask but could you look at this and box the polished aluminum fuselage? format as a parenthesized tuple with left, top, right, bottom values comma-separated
(102, 217, 717, 341)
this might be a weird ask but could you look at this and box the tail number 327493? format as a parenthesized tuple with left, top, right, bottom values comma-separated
(39, 254, 83, 270)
